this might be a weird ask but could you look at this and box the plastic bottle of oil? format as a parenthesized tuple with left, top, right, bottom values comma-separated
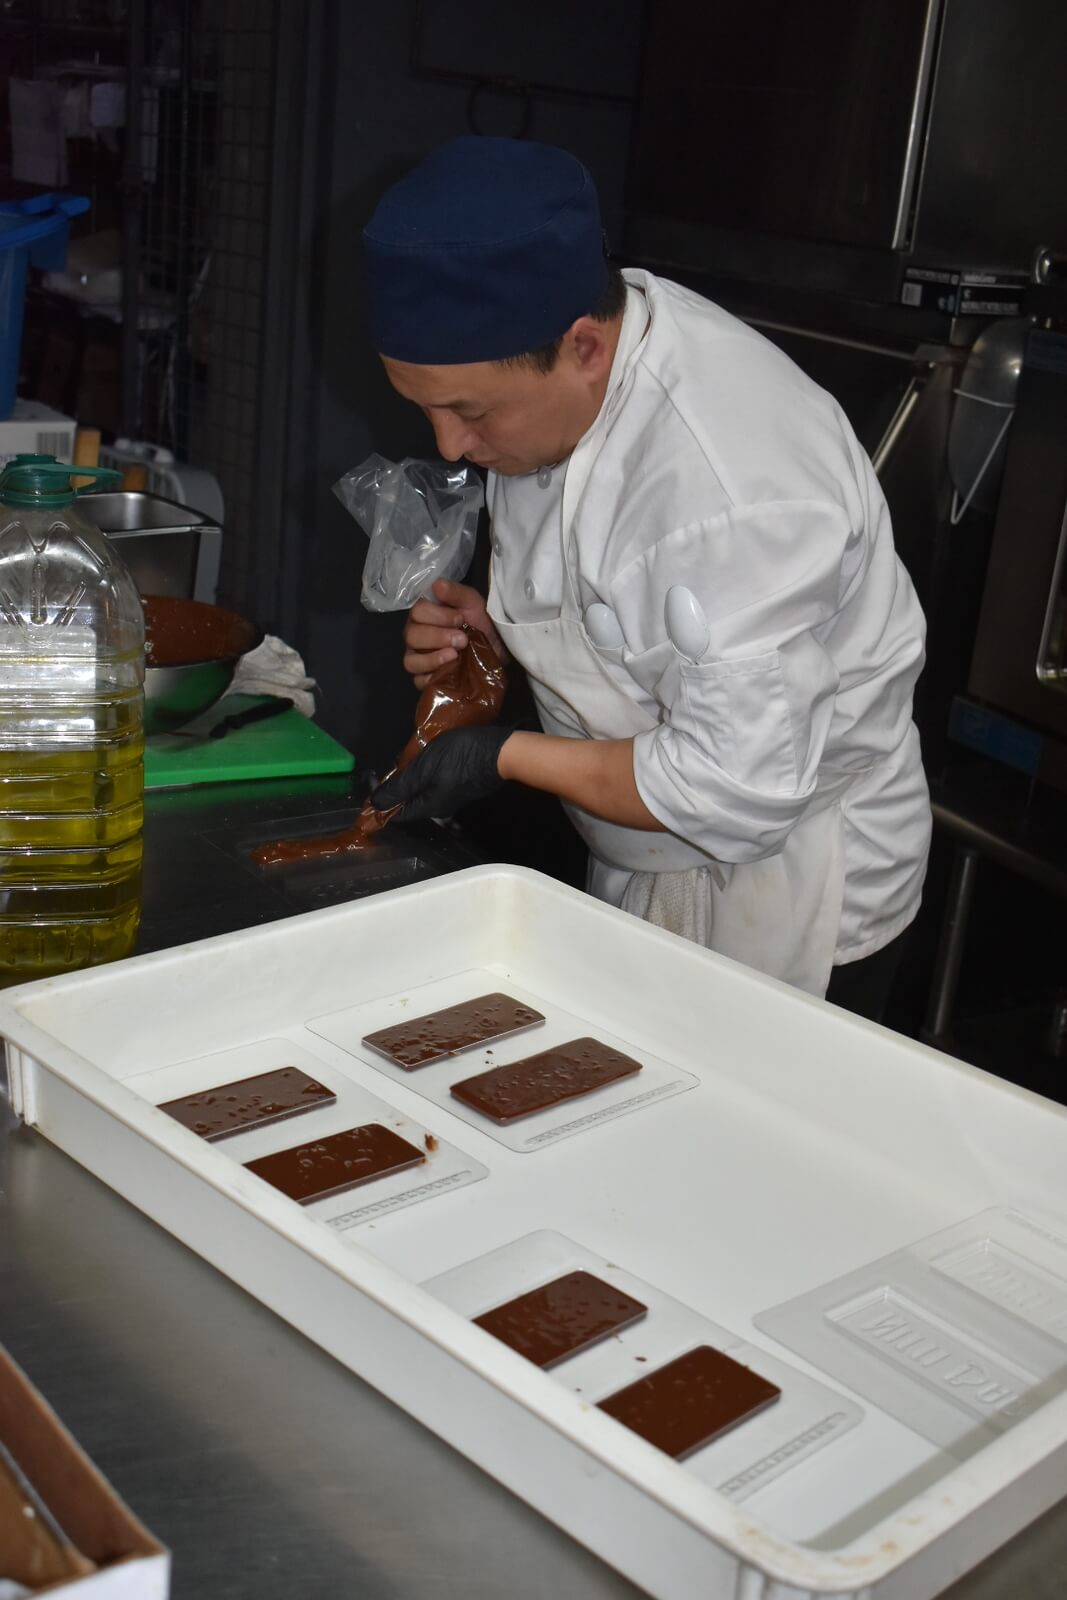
(0, 454, 144, 986)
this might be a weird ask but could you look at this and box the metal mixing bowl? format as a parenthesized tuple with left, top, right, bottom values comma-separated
(145, 658, 240, 734)
(143, 595, 262, 735)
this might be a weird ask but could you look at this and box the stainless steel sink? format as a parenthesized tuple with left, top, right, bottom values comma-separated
(79, 489, 222, 603)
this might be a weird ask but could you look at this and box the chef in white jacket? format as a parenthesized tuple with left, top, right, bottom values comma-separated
(366, 137, 932, 1020)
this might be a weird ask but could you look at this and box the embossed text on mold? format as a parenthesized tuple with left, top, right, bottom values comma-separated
(829, 1287, 1038, 1425)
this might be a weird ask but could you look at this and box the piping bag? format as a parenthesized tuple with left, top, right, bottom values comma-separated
(253, 453, 491, 868)
(253, 625, 505, 866)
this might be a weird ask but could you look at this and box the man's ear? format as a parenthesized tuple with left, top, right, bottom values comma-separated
(566, 315, 614, 379)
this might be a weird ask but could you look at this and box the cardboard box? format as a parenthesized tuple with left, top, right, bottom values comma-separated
(0, 402, 76, 468)
(75, 335, 121, 438)
(0, 1344, 169, 1597)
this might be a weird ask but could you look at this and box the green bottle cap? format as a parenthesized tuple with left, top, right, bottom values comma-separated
(0, 453, 122, 508)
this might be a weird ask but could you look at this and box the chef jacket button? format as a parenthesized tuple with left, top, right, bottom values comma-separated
(523, 578, 537, 601)
(493, 537, 503, 557)
(537, 466, 553, 489)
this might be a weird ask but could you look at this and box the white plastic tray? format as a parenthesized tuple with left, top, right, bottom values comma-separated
(3, 865, 1067, 1600)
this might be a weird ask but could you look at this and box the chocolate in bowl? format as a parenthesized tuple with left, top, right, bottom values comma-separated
(142, 595, 262, 733)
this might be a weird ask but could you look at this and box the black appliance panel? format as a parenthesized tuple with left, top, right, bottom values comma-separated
(628, 0, 935, 250)
(915, 0, 1067, 265)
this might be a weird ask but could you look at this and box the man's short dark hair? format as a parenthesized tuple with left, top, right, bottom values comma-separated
(497, 263, 627, 375)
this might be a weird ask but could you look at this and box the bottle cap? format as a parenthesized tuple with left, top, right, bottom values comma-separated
(0, 453, 122, 508)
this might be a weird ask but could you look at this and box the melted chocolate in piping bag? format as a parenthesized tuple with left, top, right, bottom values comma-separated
(253, 625, 505, 866)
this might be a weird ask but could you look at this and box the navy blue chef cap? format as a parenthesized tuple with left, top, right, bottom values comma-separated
(363, 136, 608, 365)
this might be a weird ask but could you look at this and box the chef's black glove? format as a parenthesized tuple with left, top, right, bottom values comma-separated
(371, 726, 514, 823)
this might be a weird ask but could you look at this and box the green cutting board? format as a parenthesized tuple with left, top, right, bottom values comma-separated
(145, 695, 355, 789)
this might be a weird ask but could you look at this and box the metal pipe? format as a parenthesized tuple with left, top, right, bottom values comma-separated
(743, 317, 918, 363)
(922, 846, 979, 1043)
(120, 0, 147, 438)
(173, 0, 194, 460)
(872, 378, 922, 477)
(891, 0, 944, 250)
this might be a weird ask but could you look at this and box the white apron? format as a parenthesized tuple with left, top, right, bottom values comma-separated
(488, 432, 847, 998)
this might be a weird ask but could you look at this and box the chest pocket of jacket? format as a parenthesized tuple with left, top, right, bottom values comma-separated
(675, 649, 797, 796)
(584, 633, 627, 670)
(583, 635, 647, 724)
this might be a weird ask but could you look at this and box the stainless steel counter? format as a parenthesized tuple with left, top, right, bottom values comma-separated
(3, 774, 1067, 1598)
(0, 1097, 648, 1599)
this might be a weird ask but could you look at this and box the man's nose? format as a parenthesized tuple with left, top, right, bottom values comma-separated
(431, 412, 473, 462)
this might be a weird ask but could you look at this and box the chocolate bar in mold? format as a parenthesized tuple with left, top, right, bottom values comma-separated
(244, 1124, 425, 1204)
(474, 1270, 647, 1368)
(363, 992, 544, 1070)
(159, 1065, 336, 1141)
(597, 1346, 781, 1460)
(451, 1037, 641, 1124)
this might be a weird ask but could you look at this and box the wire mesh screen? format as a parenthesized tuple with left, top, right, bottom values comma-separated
(137, 0, 277, 607)
(3, 0, 280, 613)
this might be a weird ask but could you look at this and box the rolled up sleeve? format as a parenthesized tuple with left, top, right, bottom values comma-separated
(612, 501, 862, 863)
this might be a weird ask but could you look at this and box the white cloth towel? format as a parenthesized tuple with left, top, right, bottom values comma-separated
(229, 635, 317, 718)
(619, 866, 722, 944)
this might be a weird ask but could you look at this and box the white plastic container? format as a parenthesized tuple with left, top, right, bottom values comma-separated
(2, 865, 1067, 1599)
(98, 439, 224, 526)
(0, 400, 76, 467)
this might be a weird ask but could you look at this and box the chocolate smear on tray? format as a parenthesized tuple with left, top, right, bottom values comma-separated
(254, 624, 505, 865)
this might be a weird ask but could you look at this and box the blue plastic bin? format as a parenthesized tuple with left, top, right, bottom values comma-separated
(0, 193, 90, 419)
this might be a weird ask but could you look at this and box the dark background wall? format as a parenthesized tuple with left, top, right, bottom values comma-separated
(278, 0, 643, 771)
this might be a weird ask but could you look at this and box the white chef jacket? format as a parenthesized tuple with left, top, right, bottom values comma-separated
(488, 270, 931, 970)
